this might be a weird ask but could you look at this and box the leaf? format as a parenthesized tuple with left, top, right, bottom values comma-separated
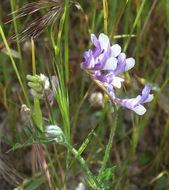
(33, 98, 43, 131)
(77, 127, 96, 155)
(98, 166, 116, 190)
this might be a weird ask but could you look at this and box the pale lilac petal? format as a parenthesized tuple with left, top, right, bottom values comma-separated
(84, 50, 90, 60)
(93, 49, 112, 70)
(111, 44, 121, 57)
(124, 95, 142, 108)
(96, 71, 114, 83)
(125, 58, 135, 71)
(142, 85, 151, 95)
(96, 75, 108, 83)
(118, 53, 126, 60)
(139, 85, 151, 103)
(91, 34, 102, 57)
(143, 94, 154, 103)
(111, 76, 124, 88)
(102, 57, 117, 70)
(116, 97, 139, 109)
(107, 85, 115, 99)
(116, 96, 147, 115)
(132, 105, 146, 115)
(81, 50, 95, 69)
(98, 33, 110, 50)
(91, 34, 99, 47)
(114, 53, 126, 75)
(89, 57, 95, 68)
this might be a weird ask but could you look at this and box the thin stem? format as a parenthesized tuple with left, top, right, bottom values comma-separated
(65, 143, 99, 189)
(103, 0, 108, 34)
(114, 115, 139, 190)
(10, 0, 26, 84)
(44, 145, 64, 190)
(64, 0, 69, 82)
(91, 0, 96, 33)
(0, 25, 30, 107)
(51, 0, 70, 142)
(123, 0, 147, 52)
(31, 38, 36, 75)
(99, 108, 118, 176)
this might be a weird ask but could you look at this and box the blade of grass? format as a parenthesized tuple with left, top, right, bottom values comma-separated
(0, 25, 30, 107)
(123, 0, 147, 52)
(10, 0, 26, 85)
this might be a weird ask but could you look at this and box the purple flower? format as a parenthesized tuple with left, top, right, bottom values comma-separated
(114, 53, 135, 75)
(81, 33, 121, 71)
(81, 33, 135, 88)
(97, 53, 135, 88)
(81, 33, 153, 115)
(108, 84, 154, 115)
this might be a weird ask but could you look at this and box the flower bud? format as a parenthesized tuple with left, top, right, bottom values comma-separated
(39, 74, 50, 91)
(21, 104, 30, 113)
(89, 92, 104, 108)
(20, 104, 31, 123)
(27, 73, 50, 99)
(44, 125, 66, 144)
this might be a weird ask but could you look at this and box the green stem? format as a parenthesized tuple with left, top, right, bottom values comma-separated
(64, 0, 69, 82)
(123, 0, 147, 52)
(65, 143, 99, 189)
(91, 0, 96, 33)
(0, 25, 30, 107)
(99, 109, 118, 176)
(10, 0, 26, 85)
(114, 116, 139, 190)
(103, 0, 108, 34)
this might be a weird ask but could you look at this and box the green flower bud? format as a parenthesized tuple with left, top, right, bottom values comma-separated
(30, 89, 44, 99)
(28, 82, 43, 92)
(27, 73, 50, 99)
(45, 125, 66, 144)
(26, 74, 41, 83)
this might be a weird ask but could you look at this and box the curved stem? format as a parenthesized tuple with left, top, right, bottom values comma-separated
(65, 143, 99, 189)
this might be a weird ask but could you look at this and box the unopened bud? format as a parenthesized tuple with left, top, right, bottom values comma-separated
(89, 92, 104, 108)
(45, 125, 66, 144)
(39, 74, 50, 91)
(30, 89, 44, 99)
(21, 104, 31, 114)
(20, 104, 31, 123)
(27, 73, 50, 99)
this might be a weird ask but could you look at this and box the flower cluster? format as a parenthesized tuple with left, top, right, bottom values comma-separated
(81, 33, 153, 115)
(27, 74, 58, 103)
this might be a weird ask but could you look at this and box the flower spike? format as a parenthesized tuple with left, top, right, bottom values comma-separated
(81, 33, 153, 115)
